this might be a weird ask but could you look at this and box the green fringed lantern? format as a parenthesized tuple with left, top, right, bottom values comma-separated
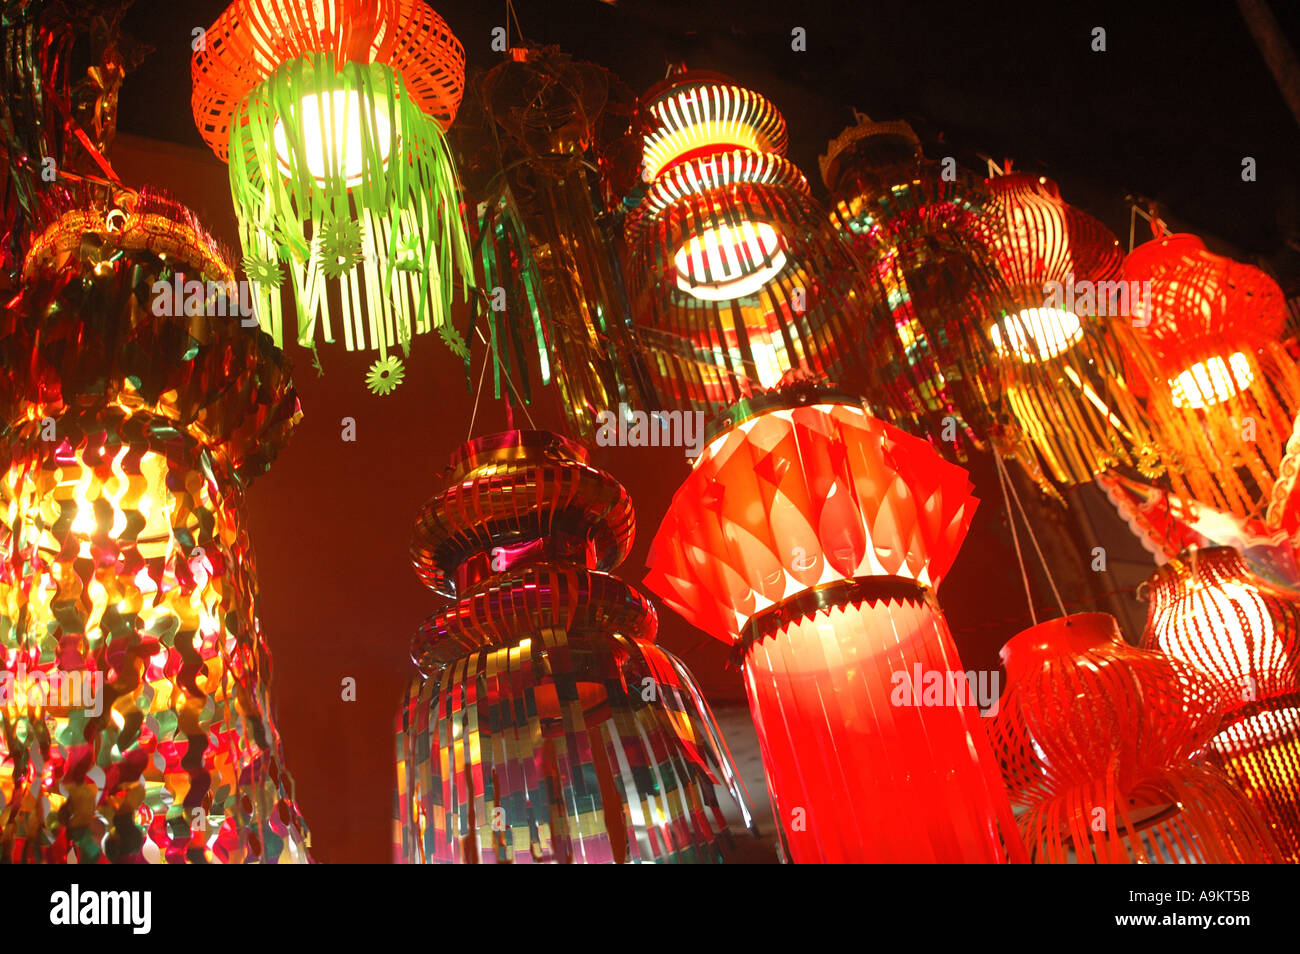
(191, 0, 473, 393)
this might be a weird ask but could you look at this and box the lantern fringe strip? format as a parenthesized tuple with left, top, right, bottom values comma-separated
(1147, 342, 1300, 519)
(1014, 767, 1280, 863)
(229, 52, 473, 366)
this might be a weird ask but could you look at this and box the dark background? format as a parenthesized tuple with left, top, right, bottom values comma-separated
(104, 0, 1300, 861)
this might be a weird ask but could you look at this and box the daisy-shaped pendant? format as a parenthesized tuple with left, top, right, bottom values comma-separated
(366, 355, 406, 395)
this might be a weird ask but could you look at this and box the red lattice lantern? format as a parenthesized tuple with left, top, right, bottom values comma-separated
(1125, 232, 1300, 517)
(1142, 547, 1300, 861)
(645, 383, 1026, 863)
(990, 613, 1278, 863)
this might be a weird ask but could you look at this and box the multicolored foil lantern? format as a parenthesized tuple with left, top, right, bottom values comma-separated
(975, 173, 1168, 487)
(1142, 547, 1300, 861)
(459, 47, 651, 441)
(395, 429, 751, 864)
(989, 613, 1279, 863)
(820, 115, 1018, 466)
(0, 192, 310, 863)
(645, 383, 1027, 863)
(191, 0, 474, 392)
(622, 73, 892, 411)
(1125, 232, 1300, 517)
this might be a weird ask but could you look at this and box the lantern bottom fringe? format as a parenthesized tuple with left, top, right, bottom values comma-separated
(1015, 765, 1281, 863)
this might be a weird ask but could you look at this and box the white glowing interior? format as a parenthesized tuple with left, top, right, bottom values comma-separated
(989, 308, 1084, 362)
(273, 90, 392, 186)
(673, 221, 787, 302)
(1169, 353, 1254, 409)
(1159, 580, 1289, 684)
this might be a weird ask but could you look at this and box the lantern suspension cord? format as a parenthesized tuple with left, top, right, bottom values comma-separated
(466, 325, 493, 439)
(468, 324, 537, 438)
(994, 451, 1068, 621)
(994, 451, 1038, 625)
(505, 0, 525, 48)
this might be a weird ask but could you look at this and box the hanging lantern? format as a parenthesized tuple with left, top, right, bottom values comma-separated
(191, 0, 474, 393)
(989, 612, 1279, 863)
(820, 115, 1020, 466)
(975, 172, 1168, 486)
(1124, 232, 1300, 517)
(394, 429, 752, 863)
(644, 382, 1026, 862)
(0, 191, 310, 863)
(1142, 546, 1300, 861)
(458, 46, 652, 441)
(622, 73, 893, 411)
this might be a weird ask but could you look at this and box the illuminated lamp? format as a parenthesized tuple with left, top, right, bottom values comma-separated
(989, 613, 1279, 863)
(1125, 231, 1300, 517)
(394, 430, 753, 863)
(975, 172, 1168, 486)
(191, 0, 474, 394)
(644, 383, 1027, 863)
(0, 192, 309, 863)
(623, 74, 895, 411)
(1142, 547, 1300, 861)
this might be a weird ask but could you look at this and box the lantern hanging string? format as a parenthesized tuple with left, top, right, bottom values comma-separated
(467, 323, 536, 439)
(993, 450, 1068, 622)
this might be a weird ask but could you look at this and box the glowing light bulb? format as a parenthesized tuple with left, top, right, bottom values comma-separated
(1169, 353, 1254, 409)
(273, 90, 393, 187)
(674, 221, 787, 301)
(989, 308, 1083, 362)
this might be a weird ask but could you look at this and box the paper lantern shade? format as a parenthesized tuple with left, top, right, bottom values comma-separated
(646, 385, 1026, 862)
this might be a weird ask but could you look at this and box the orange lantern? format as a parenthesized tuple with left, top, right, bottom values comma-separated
(990, 613, 1278, 863)
(623, 73, 892, 411)
(975, 173, 1168, 487)
(1124, 232, 1300, 517)
(645, 383, 1026, 862)
(1142, 547, 1300, 861)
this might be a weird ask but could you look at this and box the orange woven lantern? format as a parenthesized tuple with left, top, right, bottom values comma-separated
(1142, 547, 1300, 861)
(990, 613, 1278, 863)
(622, 73, 892, 411)
(191, 0, 473, 393)
(974, 173, 1168, 486)
(1125, 232, 1300, 517)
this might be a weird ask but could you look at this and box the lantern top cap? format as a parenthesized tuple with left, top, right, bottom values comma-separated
(638, 71, 789, 180)
(999, 612, 1122, 680)
(23, 190, 233, 285)
(191, 0, 466, 160)
(444, 428, 589, 482)
(818, 112, 920, 191)
(703, 382, 867, 447)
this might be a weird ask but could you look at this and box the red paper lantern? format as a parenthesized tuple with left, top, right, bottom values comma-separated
(990, 613, 1279, 862)
(645, 383, 1026, 862)
(1124, 233, 1300, 517)
(1142, 547, 1300, 861)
